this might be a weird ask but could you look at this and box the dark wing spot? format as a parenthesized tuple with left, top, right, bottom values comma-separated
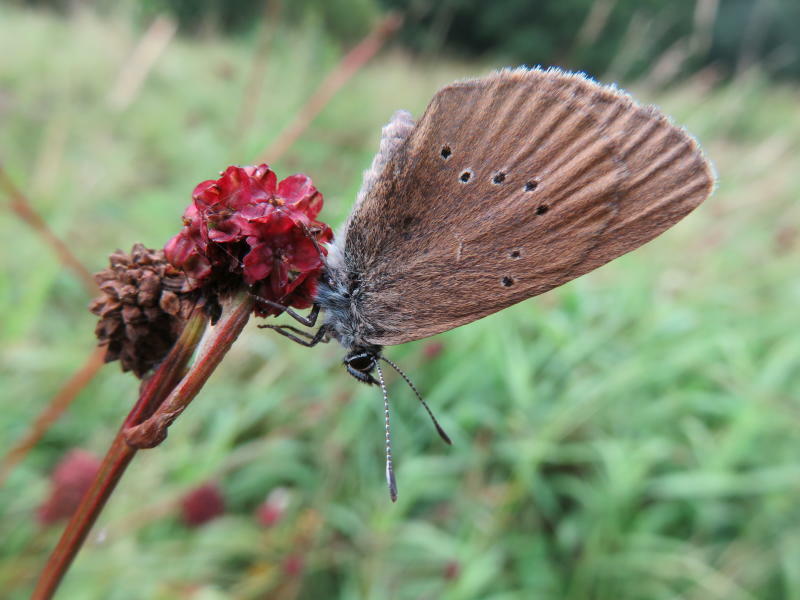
(536, 205, 549, 215)
(509, 250, 521, 259)
(460, 169, 472, 183)
(501, 276, 514, 287)
(524, 180, 539, 192)
(440, 145, 452, 159)
(492, 172, 506, 184)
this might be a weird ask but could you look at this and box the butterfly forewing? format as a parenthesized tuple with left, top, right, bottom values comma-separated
(342, 68, 714, 346)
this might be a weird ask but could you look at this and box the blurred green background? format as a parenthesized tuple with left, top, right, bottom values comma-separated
(1, 0, 800, 598)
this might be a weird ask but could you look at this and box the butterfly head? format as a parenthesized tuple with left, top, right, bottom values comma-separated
(343, 346, 382, 385)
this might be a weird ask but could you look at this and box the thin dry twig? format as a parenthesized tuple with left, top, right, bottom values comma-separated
(0, 346, 107, 489)
(576, 0, 618, 47)
(0, 164, 103, 487)
(641, 38, 692, 88)
(107, 16, 177, 111)
(690, 0, 720, 58)
(257, 12, 403, 164)
(0, 164, 97, 293)
(235, 0, 284, 134)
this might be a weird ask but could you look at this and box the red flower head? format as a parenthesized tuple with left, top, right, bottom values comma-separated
(165, 165, 332, 317)
(180, 482, 225, 528)
(37, 450, 101, 526)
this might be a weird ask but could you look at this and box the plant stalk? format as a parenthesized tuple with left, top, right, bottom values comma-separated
(31, 307, 209, 600)
(125, 290, 254, 448)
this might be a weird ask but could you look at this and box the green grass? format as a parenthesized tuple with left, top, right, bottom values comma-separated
(2, 6, 800, 600)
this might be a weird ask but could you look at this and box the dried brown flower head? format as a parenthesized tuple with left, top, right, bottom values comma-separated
(90, 243, 196, 378)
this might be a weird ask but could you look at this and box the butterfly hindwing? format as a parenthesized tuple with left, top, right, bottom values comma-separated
(341, 68, 714, 346)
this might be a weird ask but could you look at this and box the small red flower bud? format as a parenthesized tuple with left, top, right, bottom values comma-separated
(256, 488, 290, 527)
(443, 560, 460, 581)
(165, 165, 332, 317)
(282, 553, 305, 577)
(179, 483, 225, 528)
(423, 341, 445, 359)
(37, 450, 101, 526)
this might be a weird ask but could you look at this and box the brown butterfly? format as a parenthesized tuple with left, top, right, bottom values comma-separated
(259, 67, 715, 500)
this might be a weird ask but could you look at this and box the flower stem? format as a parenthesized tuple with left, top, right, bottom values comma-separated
(125, 290, 254, 447)
(31, 307, 209, 600)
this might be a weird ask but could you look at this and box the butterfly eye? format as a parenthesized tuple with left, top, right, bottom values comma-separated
(524, 180, 539, 192)
(492, 172, 506, 184)
(347, 354, 374, 372)
(440, 145, 452, 159)
(459, 169, 473, 183)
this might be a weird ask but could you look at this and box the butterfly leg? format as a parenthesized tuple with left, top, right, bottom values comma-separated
(250, 294, 320, 327)
(298, 222, 327, 262)
(258, 323, 328, 347)
(258, 324, 316, 340)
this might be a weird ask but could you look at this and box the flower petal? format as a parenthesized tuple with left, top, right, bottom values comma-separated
(248, 164, 278, 195)
(277, 174, 313, 202)
(192, 180, 220, 210)
(270, 261, 289, 297)
(242, 244, 273, 285)
(277, 175, 322, 218)
(289, 236, 322, 271)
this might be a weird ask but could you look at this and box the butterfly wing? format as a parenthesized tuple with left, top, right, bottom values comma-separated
(342, 68, 714, 346)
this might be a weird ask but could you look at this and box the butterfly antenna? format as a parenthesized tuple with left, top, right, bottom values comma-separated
(380, 357, 452, 445)
(375, 362, 398, 502)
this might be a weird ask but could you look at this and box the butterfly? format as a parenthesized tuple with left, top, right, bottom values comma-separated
(258, 67, 715, 500)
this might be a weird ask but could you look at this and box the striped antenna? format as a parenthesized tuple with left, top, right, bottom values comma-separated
(375, 362, 398, 502)
(380, 356, 452, 445)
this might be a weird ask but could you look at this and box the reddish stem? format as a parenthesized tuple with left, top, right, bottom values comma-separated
(0, 164, 97, 294)
(32, 436, 135, 600)
(257, 12, 403, 164)
(0, 347, 107, 488)
(235, 0, 283, 135)
(125, 290, 254, 448)
(31, 308, 209, 600)
(0, 164, 104, 488)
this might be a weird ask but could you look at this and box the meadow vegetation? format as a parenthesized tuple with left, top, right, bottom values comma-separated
(1, 5, 800, 599)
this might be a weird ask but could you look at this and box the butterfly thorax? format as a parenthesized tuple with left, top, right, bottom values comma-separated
(315, 259, 379, 352)
(315, 264, 384, 385)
